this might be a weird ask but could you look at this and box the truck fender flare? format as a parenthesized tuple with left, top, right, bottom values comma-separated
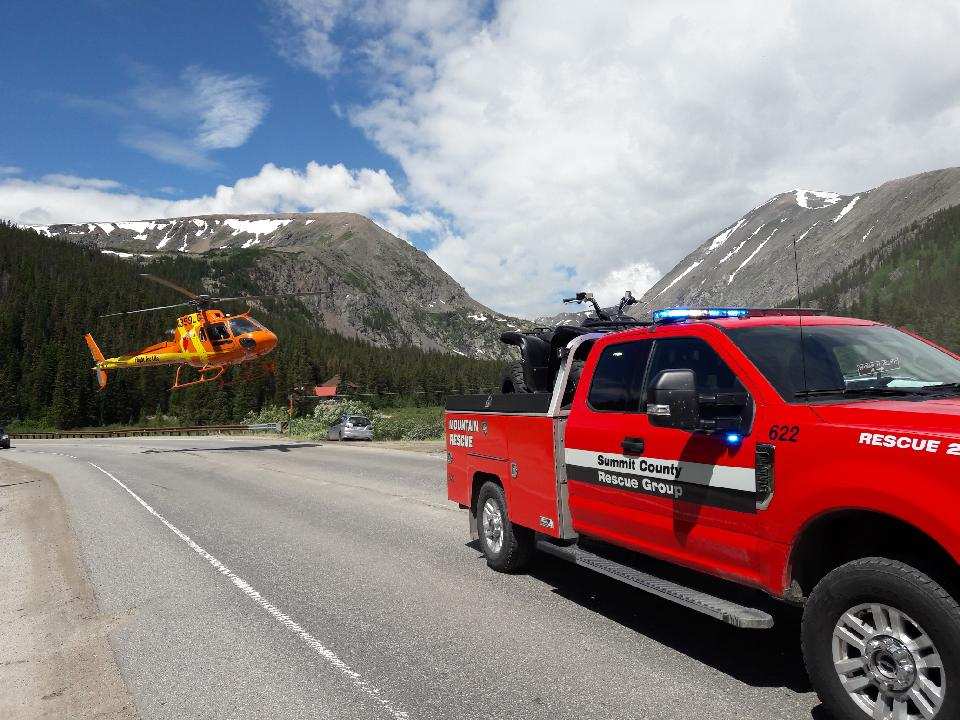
(785, 505, 958, 597)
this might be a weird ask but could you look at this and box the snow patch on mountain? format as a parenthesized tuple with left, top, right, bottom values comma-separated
(706, 219, 747, 253)
(833, 195, 861, 223)
(223, 218, 291, 236)
(797, 222, 819, 243)
(728, 229, 777, 285)
(795, 189, 842, 209)
(654, 260, 702, 299)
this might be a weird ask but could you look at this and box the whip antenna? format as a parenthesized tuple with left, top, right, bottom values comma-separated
(792, 231, 809, 397)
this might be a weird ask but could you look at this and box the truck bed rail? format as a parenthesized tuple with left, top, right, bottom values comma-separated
(445, 393, 552, 414)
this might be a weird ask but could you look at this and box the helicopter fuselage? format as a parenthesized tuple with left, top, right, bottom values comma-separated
(92, 309, 278, 372)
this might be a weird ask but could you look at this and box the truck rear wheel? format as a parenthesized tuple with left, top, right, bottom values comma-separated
(476, 481, 534, 573)
(802, 557, 960, 720)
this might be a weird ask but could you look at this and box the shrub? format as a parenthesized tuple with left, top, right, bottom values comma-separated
(249, 402, 445, 442)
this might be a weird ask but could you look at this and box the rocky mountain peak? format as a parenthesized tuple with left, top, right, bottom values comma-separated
(633, 167, 960, 316)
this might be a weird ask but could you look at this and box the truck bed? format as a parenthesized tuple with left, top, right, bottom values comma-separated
(445, 392, 570, 538)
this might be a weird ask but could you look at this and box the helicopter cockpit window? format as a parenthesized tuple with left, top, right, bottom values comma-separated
(207, 323, 231, 343)
(229, 317, 260, 335)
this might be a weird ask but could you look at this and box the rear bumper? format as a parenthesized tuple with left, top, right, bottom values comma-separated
(341, 428, 373, 440)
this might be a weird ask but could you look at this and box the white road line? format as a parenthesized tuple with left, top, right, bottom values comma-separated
(86, 461, 409, 720)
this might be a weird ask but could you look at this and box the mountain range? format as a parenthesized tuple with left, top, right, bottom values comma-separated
(28, 213, 525, 359)
(23, 165, 960, 361)
(632, 167, 960, 315)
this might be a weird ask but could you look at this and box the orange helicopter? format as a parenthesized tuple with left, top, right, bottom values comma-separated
(84, 274, 322, 391)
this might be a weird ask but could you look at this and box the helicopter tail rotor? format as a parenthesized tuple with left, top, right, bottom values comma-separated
(84, 333, 109, 390)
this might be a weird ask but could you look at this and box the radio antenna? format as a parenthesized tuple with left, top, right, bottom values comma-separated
(792, 231, 809, 397)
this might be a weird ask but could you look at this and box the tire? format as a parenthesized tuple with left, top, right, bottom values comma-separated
(476, 481, 534, 573)
(500, 361, 533, 393)
(802, 557, 960, 720)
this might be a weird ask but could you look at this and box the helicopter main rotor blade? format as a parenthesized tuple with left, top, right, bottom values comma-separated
(98, 302, 193, 318)
(139, 273, 199, 300)
(215, 291, 328, 303)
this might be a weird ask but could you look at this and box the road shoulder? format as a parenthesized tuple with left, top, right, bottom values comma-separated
(0, 456, 138, 719)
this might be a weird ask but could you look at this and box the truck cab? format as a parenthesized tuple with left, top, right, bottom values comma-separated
(446, 307, 960, 720)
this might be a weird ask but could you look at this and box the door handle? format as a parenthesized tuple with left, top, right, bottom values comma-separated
(621, 437, 645, 455)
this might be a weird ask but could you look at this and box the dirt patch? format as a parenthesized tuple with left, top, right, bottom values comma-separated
(367, 440, 445, 455)
(0, 457, 138, 719)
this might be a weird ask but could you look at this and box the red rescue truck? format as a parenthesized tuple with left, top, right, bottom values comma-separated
(446, 307, 960, 720)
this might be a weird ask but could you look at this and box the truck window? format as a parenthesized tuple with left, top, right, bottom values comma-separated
(586, 341, 652, 412)
(647, 336, 744, 394)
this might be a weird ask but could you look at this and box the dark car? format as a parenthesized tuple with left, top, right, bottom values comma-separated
(0, 427, 9, 449)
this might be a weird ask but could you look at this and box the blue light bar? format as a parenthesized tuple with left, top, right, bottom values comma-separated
(652, 307, 749, 324)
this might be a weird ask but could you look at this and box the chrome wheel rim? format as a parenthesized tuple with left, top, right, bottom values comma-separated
(833, 603, 945, 719)
(481, 498, 504, 555)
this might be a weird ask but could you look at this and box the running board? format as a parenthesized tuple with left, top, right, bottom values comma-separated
(536, 539, 774, 629)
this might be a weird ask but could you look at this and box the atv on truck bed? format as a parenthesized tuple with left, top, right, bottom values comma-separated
(499, 291, 646, 394)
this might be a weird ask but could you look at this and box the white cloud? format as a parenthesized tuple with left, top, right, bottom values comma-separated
(272, 0, 960, 317)
(187, 67, 270, 150)
(120, 129, 218, 170)
(40, 174, 123, 190)
(591, 263, 661, 309)
(268, 0, 345, 76)
(0, 165, 22, 176)
(127, 66, 268, 166)
(0, 162, 415, 227)
(67, 65, 270, 169)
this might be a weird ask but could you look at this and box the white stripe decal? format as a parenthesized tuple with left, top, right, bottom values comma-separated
(87, 462, 409, 720)
(564, 448, 755, 493)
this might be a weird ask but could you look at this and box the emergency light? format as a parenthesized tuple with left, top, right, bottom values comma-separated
(652, 307, 749, 324)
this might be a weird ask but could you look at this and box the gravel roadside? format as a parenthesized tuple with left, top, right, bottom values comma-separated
(0, 456, 138, 720)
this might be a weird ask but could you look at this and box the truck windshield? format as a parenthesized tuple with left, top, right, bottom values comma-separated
(726, 324, 960, 401)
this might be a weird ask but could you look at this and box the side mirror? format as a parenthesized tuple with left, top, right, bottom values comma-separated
(647, 369, 699, 431)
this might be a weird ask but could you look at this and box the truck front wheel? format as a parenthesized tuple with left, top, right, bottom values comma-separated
(476, 482, 534, 573)
(802, 557, 960, 720)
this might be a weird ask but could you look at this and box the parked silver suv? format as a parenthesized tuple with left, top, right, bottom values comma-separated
(326, 414, 374, 441)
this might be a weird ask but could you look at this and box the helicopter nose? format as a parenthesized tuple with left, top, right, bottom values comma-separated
(259, 331, 278, 355)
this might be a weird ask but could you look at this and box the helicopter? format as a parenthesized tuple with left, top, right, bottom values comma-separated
(84, 274, 323, 391)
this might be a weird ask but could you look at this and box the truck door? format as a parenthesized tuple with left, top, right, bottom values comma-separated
(565, 333, 764, 583)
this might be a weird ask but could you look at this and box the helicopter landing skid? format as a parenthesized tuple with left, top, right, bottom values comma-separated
(219, 361, 276, 387)
(172, 364, 226, 391)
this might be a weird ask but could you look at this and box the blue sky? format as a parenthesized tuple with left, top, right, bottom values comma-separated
(3, 1, 959, 317)
(1, 0, 399, 195)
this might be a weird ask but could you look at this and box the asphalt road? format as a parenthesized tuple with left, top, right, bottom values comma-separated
(5, 436, 823, 720)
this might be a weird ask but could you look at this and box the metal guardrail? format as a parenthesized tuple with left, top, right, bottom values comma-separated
(11, 422, 288, 440)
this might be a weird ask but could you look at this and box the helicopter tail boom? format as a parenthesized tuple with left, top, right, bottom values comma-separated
(84, 333, 109, 390)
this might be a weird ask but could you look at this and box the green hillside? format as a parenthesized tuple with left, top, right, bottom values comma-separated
(0, 223, 502, 428)
(805, 203, 960, 350)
